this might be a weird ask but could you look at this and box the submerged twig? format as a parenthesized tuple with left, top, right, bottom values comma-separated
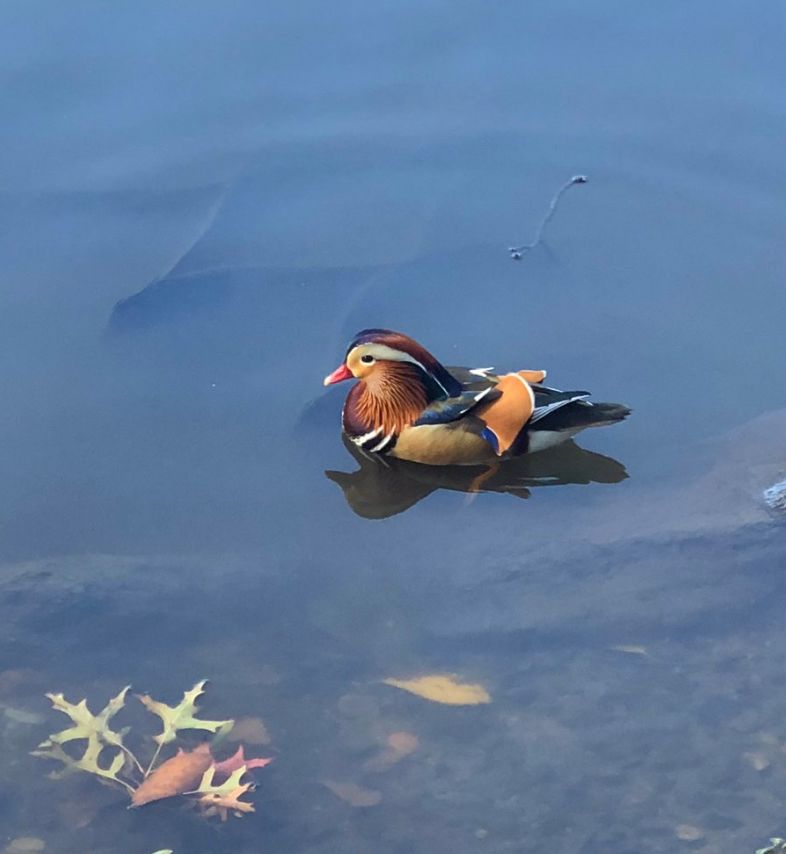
(509, 175, 588, 260)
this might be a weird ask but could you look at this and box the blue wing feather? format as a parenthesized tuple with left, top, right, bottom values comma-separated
(414, 387, 499, 426)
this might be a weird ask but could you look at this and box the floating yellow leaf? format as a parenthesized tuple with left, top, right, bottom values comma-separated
(383, 674, 490, 705)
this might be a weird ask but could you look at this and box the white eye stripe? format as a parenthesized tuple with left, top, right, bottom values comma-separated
(355, 343, 421, 365)
(352, 344, 451, 397)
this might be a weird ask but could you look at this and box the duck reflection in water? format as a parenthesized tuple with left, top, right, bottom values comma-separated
(326, 435, 627, 519)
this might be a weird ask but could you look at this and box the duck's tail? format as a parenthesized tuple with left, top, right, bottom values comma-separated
(538, 400, 631, 431)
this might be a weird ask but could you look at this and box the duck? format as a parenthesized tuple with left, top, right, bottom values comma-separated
(323, 328, 630, 466)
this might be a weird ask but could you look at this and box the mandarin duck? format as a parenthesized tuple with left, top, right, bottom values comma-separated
(323, 329, 630, 466)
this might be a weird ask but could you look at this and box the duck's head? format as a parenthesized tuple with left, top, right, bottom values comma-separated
(323, 328, 462, 400)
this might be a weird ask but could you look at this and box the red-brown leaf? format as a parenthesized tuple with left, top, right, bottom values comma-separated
(131, 743, 213, 807)
(212, 745, 272, 781)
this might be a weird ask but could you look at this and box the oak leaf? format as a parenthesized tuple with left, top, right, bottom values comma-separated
(195, 765, 255, 821)
(212, 746, 272, 780)
(32, 733, 127, 787)
(45, 686, 130, 750)
(383, 674, 490, 705)
(131, 743, 213, 807)
(137, 680, 233, 747)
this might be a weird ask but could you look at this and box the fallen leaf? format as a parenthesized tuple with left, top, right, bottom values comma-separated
(744, 751, 771, 771)
(675, 824, 704, 841)
(196, 765, 255, 821)
(137, 680, 233, 748)
(227, 716, 271, 745)
(323, 780, 382, 807)
(131, 744, 213, 807)
(45, 686, 130, 750)
(609, 645, 649, 657)
(387, 731, 418, 756)
(5, 838, 45, 853)
(32, 733, 127, 787)
(383, 674, 490, 706)
(213, 746, 272, 780)
(3, 706, 45, 725)
(199, 786, 255, 822)
(365, 731, 419, 771)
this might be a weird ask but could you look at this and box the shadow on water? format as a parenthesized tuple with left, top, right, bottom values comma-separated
(326, 435, 628, 519)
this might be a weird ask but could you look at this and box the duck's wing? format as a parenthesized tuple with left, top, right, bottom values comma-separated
(412, 370, 579, 439)
(413, 386, 500, 426)
(408, 365, 503, 426)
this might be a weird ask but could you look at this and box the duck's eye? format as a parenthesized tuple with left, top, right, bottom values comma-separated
(361, 354, 375, 364)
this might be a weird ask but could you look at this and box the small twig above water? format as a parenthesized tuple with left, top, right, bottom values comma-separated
(509, 174, 588, 260)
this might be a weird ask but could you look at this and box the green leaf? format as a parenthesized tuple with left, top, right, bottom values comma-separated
(196, 764, 247, 796)
(46, 686, 130, 749)
(138, 680, 233, 747)
(757, 841, 786, 854)
(32, 733, 127, 787)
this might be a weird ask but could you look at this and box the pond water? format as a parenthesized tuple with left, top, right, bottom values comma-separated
(2, 2, 786, 852)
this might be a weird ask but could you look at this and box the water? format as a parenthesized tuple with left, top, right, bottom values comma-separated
(1, 1, 786, 851)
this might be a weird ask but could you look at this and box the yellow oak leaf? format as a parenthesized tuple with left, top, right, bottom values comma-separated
(383, 674, 490, 705)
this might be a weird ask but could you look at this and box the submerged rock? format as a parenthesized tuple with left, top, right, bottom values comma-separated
(764, 480, 786, 518)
